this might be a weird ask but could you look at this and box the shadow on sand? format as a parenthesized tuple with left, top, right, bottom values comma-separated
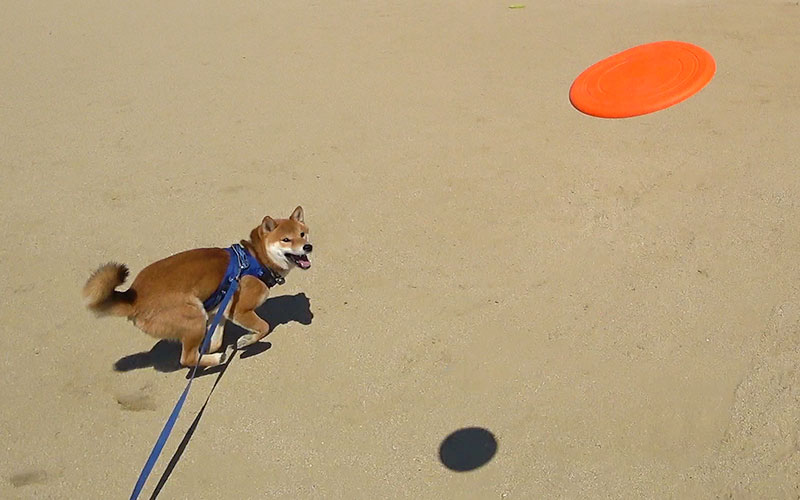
(439, 427, 498, 472)
(113, 293, 314, 374)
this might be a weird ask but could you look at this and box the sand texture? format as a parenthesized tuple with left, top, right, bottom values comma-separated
(2, 1, 799, 498)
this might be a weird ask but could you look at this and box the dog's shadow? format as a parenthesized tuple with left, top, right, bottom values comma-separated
(113, 293, 314, 373)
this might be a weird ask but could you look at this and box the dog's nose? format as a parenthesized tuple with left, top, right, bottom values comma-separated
(303, 244, 313, 253)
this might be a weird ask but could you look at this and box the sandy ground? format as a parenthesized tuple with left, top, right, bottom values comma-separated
(2, 0, 800, 498)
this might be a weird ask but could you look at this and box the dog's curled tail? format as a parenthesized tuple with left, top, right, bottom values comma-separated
(83, 263, 135, 317)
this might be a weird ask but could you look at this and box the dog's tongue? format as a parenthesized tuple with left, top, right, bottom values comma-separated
(297, 255, 311, 269)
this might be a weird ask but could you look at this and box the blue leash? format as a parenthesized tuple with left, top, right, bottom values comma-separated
(130, 247, 250, 500)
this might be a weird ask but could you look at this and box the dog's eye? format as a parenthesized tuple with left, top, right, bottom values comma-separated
(300, 232, 305, 238)
(282, 238, 290, 243)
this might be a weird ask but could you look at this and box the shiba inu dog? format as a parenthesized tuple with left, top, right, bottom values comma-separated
(83, 206, 312, 368)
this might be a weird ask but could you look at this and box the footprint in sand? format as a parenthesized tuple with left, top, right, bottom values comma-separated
(115, 384, 158, 412)
(8, 469, 48, 488)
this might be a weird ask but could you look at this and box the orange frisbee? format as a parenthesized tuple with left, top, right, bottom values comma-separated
(570, 41, 715, 118)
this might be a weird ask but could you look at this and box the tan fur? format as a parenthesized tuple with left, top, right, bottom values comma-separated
(83, 206, 312, 368)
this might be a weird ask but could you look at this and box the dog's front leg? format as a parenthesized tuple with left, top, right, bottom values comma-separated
(230, 276, 271, 349)
(232, 310, 271, 349)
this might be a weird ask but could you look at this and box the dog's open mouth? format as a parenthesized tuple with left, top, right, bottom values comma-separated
(286, 252, 311, 269)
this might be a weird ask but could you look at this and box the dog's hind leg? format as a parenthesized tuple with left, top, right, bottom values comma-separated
(180, 333, 232, 368)
(135, 298, 230, 367)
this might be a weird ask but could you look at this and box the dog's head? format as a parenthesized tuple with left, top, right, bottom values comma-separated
(259, 206, 312, 271)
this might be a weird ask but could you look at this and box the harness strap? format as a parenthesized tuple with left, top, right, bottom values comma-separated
(202, 244, 283, 311)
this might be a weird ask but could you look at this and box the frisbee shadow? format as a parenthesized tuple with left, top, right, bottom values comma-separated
(439, 427, 498, 472)
(113, 293, 314, 374)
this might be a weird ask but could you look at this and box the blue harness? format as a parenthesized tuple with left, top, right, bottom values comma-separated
(202, 244, 284, 311)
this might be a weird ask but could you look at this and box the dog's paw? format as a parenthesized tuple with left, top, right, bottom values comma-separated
(220, 344, 235, 364)
(236, 334, 255, 350)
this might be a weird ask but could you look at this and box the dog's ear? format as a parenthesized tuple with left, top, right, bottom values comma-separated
(290, 206, 304, 223)
(262, 216, 278, 232)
